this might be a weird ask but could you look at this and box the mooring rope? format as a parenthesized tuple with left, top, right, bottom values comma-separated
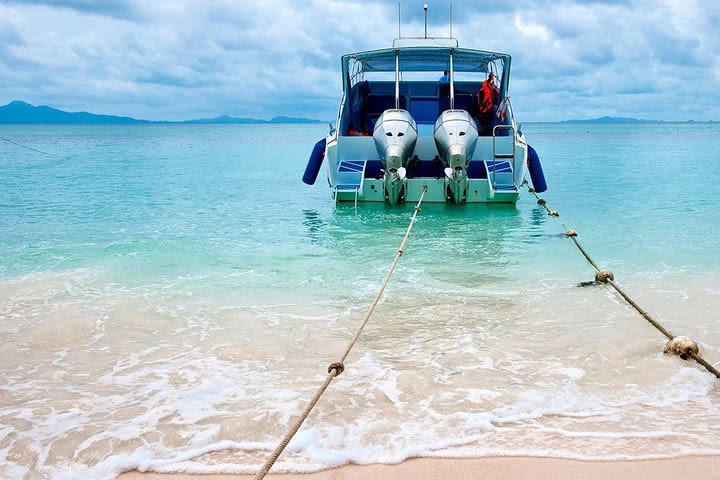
(253, 186, 428, 480)
(527, 186, 720, 379)
(0, 135, 72, 159)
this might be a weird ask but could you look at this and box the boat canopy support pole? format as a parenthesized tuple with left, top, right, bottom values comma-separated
(449, 51, 455, 110)
(395, 51, 400, 109)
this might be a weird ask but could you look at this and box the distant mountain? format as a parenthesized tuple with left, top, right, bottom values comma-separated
(0, 101, 325, 124)
(184, 115, 265, 124)
(185, 114, 324, 124)
(0, 100, 154, 124)
(268, 116, 325, 124)
(561, 116, 662, 123)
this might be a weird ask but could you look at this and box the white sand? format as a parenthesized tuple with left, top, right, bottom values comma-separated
(118, 455, 720, 480)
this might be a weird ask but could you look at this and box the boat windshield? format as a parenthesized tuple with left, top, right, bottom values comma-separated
(342, 47, 510, 88)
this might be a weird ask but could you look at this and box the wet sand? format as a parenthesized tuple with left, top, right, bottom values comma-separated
(118, 455, 720, 480)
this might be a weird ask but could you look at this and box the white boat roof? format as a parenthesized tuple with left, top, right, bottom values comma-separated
(341, 46, 511, 73)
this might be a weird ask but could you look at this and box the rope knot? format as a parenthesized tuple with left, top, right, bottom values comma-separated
(664, 336, 699, 360)
(595, 269, 614, 283)
(548, 210, 559, 217)
(565, 229, 577, 237)
(328, 361, 345, 376)
(537, 198, 546, 205)
(397, 249, 404, 256)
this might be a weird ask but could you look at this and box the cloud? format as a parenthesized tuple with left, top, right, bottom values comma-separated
(0, 0, 718, 121)
(0, 5, 26, 53)
(513, 14, 553, 43)
(5, 0, 142, 20)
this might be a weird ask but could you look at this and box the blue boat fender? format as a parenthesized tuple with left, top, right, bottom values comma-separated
(302, 138, 327, 185)
(527, 144, 547, 193)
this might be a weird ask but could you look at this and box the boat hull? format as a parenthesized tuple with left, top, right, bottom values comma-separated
(326, 134, 527, 204)
(332, 177, 521, 203)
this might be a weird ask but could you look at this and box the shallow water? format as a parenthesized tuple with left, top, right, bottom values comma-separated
(0, 123, 719, 479)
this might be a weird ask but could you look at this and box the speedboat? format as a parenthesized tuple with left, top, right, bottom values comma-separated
(303, 34, 546, 205)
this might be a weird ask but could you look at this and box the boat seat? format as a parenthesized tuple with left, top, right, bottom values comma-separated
(366, 95, 406, 118)
(364, 160, 384, 178)
(438, 94, 476, 116)
(409, 99, 438, 124)
(346, 81, 371, 134)
(467, 161, 488, 179)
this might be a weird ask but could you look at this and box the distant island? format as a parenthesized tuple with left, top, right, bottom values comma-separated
(184, 114, 324, 124)
(560, 116, 716, 124)
(0, 101, 325, 125)
(2, 101, 715, 125)
(561, 116, 663, 124)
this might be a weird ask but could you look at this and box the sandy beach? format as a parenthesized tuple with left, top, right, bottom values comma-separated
(118, 456, 720, 480)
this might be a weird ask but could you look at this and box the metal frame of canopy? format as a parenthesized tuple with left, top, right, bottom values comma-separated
(341, 46, 512, 107)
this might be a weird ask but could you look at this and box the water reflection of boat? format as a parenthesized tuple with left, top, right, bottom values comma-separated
(303, 29, 547, 205)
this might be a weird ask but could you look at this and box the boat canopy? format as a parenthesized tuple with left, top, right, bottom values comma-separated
(341, 46, 511, 90)
(343, 47, 509, 73)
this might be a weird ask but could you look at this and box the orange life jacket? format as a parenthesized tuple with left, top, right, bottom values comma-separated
(477, 75, 500, 114)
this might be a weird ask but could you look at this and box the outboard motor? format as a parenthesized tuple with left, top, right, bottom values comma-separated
(433, 109, 479, 204)
(372, 109, 418, 205)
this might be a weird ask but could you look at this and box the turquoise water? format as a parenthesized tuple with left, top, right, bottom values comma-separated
(1, 123, 719, 479)
(2, 123, 719, 285)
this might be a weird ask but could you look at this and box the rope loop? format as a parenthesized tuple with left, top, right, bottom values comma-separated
(327, 362, 345, 376)
(664, 336, 699, 361)
(595, 269, 614, 283)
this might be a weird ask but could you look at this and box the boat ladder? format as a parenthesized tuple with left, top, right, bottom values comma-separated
(333, 184, 360, 207)
(489, 124, 518, 196)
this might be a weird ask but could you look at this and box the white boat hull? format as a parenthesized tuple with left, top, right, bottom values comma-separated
(325, 134, 526, 204)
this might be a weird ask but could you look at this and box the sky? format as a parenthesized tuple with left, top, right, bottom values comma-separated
(0, 0, 719, 122)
